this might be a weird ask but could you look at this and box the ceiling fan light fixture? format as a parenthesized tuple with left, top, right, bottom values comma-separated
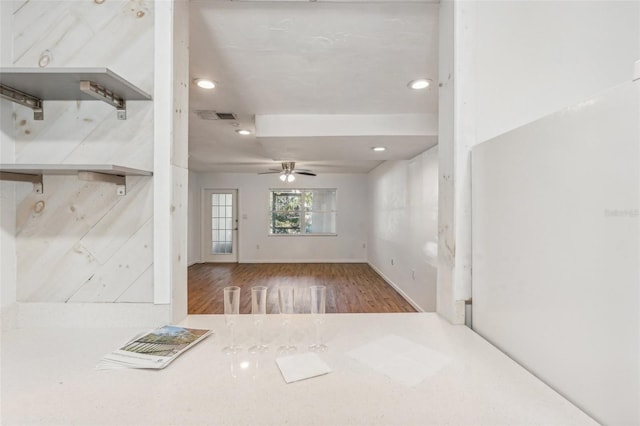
(259, 162, 315, 179)
(407, 79, 431, 90)
(195, 79, 215, 89)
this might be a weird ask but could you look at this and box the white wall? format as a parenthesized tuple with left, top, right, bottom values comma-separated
(368, 147, 438, 312)
(467, 2, 640, 424)
(472, 80, 639, 426)
(192, 172, 368, 263)
(474, 0, 639, 142)
(438, 0, 640, 325)
(436, 0, 467, 323)
(153, 0, 190, 323)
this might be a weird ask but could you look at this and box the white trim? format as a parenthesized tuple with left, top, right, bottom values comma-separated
(367, 262, 424, 312)
(240, 258, 367, 264)
(153, 0, 173, 304)
(201, 189, 239, 263)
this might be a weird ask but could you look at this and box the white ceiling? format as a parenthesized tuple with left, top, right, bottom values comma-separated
(189, 0, 439, 174)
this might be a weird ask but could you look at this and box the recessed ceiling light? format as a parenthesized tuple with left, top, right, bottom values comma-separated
(408, 79, 431, 90)
(236, 129, 251, 135)
(195, 79, 215, 89)
(372, 147, 386, 152)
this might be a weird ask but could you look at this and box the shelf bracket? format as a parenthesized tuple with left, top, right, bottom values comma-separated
(79, 80, 127, 120)
(0, 171, 43, 193)
(0, 84, 44, 120)
(78, 171, 127, 195)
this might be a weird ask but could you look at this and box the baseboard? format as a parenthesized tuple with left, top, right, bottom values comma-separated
(367, 262, 424, 312)
(240, 258, 368, 264)
(15, 302, 172, 328)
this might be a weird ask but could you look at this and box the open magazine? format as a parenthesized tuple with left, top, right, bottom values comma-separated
(97, 325, 212, 370)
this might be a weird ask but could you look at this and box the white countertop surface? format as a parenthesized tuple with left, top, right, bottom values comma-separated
(1, 313, 596, 425)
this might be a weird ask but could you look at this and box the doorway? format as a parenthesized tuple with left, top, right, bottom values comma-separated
(202, 189, 238, 262)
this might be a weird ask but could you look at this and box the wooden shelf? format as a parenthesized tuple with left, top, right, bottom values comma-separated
(0, 164, 152, 195)
(0, 68, 151, 120)
(0, 164, 152, 176)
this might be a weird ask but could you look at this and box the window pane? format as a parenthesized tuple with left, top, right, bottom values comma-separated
(269, 189, 336, 235)
(213, 242, 230, 254)
(272, 191, 301, 211)
(209, 192, 236, 255)
(304, 189, 336, 211)
(304, 212, 336, 234)
(270, 211, 301, 234)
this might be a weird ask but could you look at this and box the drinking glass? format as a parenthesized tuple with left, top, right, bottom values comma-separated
(277, 286, 297, 353)
(222, 286, 241, 354)
(248, 286, 268, 354)
(308, 285, 328, 352)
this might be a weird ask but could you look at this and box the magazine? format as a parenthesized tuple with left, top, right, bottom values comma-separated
(98, 325, 212, 370)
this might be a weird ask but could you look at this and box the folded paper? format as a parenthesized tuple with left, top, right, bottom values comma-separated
(276, 352, 332, 383)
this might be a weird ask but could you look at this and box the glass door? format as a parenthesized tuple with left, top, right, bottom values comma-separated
(203, 189, 238, 262)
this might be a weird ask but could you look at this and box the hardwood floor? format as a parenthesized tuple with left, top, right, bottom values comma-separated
(188, 263, 417, 314)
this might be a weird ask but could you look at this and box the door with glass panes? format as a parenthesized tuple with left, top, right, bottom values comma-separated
(203, 189, 238, 262)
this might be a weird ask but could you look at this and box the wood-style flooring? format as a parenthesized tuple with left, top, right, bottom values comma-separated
(188, 263, 417, 314)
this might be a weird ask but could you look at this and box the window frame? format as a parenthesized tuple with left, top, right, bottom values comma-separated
(268, 188, 337, 236)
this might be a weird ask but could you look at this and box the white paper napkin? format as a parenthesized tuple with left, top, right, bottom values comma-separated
(276, 352, 332, 384)
(347, 334, 451, 386)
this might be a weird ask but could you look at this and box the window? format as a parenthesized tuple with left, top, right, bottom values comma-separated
(269, 189, 337, 235)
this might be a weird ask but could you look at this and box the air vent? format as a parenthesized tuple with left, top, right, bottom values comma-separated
(194, 110, 218, 120)
(193, 110, 237, 121)
(215, 112, 237, 120)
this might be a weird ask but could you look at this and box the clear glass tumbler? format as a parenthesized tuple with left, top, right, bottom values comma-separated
(248, 286, 268, 354)
(222, 286, 241, 354)
(309, 285, 327, 352)
(277, 286, 297, 353)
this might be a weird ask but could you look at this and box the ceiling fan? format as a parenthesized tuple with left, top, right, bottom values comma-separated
(258, 162, 316, 182)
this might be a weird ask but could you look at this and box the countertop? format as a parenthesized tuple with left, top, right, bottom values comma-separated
(1, 313, 596, 425)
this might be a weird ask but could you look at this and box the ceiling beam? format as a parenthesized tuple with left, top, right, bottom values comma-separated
(255, 113, 438, 138)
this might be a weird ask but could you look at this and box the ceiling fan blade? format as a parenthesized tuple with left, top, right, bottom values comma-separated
(294, 171, 316, 176)
(258, 171, 282, 175)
